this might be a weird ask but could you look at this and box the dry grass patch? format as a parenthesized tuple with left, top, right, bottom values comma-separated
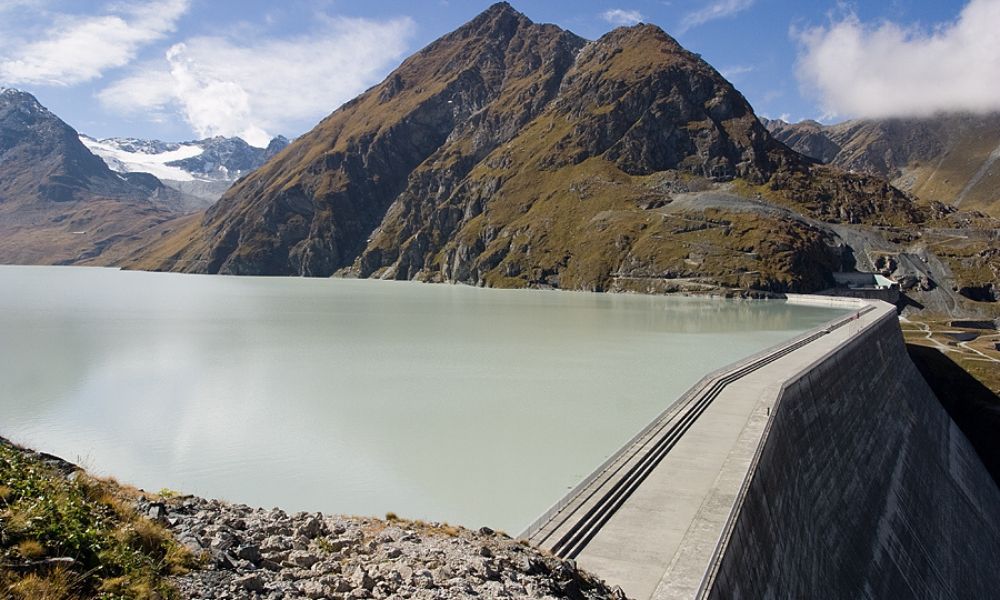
(0, 442, 193, 599)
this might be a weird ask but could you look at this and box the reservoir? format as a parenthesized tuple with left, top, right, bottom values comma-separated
(0, 266, 845, 533)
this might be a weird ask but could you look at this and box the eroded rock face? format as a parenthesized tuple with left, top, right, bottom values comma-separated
(129, 3, 924, 293)
(136, 496, 626, 600)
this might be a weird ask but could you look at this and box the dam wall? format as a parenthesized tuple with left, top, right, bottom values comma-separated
(705, 308, 1000, 598)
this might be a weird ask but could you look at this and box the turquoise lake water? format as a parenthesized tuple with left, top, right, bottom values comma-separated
(0, 266, 845, 532)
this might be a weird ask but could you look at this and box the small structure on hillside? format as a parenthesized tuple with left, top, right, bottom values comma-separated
(823, 272, 901, 303)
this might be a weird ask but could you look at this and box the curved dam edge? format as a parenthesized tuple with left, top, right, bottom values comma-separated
(699, 300, 1000, 599)
(519, 296, 866, 544)
(525, 296, 1000, 599)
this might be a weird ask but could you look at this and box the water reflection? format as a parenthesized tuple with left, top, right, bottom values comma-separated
(0, 266, 845, 531)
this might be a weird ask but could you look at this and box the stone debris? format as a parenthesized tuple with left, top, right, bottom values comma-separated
(135, 496, 628, 600)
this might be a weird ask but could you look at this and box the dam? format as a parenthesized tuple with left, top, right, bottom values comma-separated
(524, 297, 1000, 599)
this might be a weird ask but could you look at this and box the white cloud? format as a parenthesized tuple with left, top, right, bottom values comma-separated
(795, 0, 1000, 119)
(602, 9, 644, 26)
(679, 0, 754, 33)
(99, 16, 416, 147)
(720, 64, 755, 79)
(0, 0, 189, 86)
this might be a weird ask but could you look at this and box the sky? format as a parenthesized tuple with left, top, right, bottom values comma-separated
(0, 0, 995, 147)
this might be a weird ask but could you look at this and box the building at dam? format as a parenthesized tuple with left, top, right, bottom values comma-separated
(523, 297, 1000, 599)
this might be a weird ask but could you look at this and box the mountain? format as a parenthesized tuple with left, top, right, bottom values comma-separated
(129, 3, 942, 297)
(764, 114, 1000, 218)
(0, 88, 184, 264)
(80, 134, 290, 205)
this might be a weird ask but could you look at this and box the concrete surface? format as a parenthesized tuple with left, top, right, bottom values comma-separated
(525, 296, 1000, 599)
(703, 308, 1000, 599)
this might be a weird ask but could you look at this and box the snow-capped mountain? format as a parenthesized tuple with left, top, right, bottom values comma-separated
(80, 134, 289, 202)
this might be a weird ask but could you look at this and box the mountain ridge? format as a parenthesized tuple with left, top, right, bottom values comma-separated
(126, 3, 932, 296)
(0, 88, 186, 264)
(3, 5, 994, 313)
(764, 113, 1000, 218)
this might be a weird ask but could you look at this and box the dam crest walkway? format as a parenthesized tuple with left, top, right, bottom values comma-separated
(522, 297, 894, 599)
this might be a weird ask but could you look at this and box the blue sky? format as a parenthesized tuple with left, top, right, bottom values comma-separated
(1, 0, 994, 145)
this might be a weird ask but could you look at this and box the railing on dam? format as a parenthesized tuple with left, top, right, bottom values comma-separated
(520, 297, 874, 548)
(692, 301, 893, 598)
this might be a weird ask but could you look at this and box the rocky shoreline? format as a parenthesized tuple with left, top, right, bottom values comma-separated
(2, 439, 626, 599)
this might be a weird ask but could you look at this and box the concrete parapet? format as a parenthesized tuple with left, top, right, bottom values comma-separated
(703, 305, 1000, 598)
(522, 295, 999, 599)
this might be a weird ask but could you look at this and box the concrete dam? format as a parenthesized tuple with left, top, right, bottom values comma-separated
(523, 298, 1000, 599)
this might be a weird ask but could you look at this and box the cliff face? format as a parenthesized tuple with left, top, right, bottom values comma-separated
(128, 3, 925, 293)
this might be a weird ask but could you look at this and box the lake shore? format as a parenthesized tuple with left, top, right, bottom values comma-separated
(0, 437, 626, 600)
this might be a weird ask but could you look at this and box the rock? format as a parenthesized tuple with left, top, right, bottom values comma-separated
(236, 544, 262, 564)
(147, 502, 167, 522)
(351, 566, 375, 590)
(285, 550, 321, 569)
(234, 573, 266, 593)
(298, 579, 328, 599)
(412, 569, 435, 589)
(260, 535, 291, 553)
(396, 565, 414, 581)
(179, 536, 203, 555)
(296, 516, 326, 539)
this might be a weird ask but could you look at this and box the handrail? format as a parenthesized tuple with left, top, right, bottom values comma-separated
(692, 302, 892, 599)
(520, 298, 872, 542)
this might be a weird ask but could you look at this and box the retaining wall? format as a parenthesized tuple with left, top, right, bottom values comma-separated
(707, 312, 1000, 598)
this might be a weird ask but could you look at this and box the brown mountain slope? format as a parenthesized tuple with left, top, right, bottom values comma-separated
(128, 3, 926, 294)
(0, 88, 185, 264)
(766, 114, 1000, 218)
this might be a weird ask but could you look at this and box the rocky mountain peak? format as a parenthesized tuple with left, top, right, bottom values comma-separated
(540, 20, 790, 181)
(129, 3, 924, 295)
(265, 135, 289, 154)
(463, 2, 524, 31)
(0, 88, 138, 203)
(0, 87, 53, 121)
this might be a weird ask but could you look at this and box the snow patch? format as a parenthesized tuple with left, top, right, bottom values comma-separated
(80, 135, 204, 182)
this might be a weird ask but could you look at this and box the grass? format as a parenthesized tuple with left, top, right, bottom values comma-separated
(0, 442, 192, 599)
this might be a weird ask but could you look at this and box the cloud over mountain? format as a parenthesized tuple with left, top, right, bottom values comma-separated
(97, 15, 415, 147)
(795, 0, 1000, 119)
(602, 9, 643, 26)
(679, 0, 755, 33)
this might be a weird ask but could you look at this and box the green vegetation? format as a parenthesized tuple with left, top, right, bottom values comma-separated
(0, 442, 192, 599)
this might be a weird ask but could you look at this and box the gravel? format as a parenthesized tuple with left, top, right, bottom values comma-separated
(135, 496, 629, 600)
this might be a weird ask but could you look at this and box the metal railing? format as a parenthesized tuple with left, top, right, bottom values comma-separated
(519, 298, 874, 545)
(693, 302, 893, 599)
